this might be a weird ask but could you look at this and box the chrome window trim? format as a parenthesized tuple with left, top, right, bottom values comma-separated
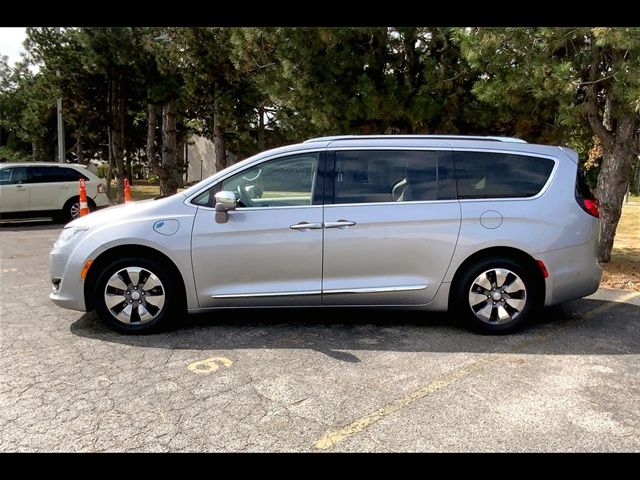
(198, 204, 323, 213)
(213, 290, 321, 299)
(187, 145, 560, 208)
(323, 285, 427, 294)
(212, 284, 427, 298)
(325, 200, 459, 208)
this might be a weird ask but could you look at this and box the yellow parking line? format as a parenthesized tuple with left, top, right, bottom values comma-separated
(314, 290, 640, 450)
(314, 357, 496, 450)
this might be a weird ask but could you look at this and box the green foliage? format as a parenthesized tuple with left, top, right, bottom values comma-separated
(96, 163, 109, 178)
(455, 27, 640, 147)
(3, 27, 638, 178)
(0, 146, 31, 162)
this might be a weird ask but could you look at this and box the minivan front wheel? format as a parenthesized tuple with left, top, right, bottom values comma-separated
(94, 257, 179, 334)
(454, 257, 540, 334)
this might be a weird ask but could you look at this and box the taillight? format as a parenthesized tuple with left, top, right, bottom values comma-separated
(579, 198, 600, 218)
(536, 260, 549, 279)
(97, 183, 105, 194)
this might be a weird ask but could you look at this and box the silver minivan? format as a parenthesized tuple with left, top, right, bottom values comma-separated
(49, 135, 602, 334)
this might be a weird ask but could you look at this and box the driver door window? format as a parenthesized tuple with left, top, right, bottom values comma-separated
(220, 153, 320, 208)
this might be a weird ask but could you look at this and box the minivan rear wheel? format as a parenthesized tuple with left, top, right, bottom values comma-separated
(453, 256, 540, 334)
(94, 257, 179, 334)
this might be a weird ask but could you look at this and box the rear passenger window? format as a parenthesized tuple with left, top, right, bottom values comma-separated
(454, 151, 554, 199)
(29, 166, 88, 183)
(333, 150, 456, 204)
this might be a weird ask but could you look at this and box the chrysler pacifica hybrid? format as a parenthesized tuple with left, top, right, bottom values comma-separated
(49, 135, 601, 334)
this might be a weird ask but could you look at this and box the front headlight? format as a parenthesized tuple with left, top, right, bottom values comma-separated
(54, 226, 89, 249)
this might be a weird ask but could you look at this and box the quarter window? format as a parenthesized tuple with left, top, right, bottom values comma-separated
(454, 151, 555, 199)
(333, 150, 456, 204)
(58, 167, 89, 181)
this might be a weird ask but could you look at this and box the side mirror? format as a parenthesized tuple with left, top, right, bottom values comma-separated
(214, 191, 237, 223)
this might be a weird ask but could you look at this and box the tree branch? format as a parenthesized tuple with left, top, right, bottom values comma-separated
(585, 47, 614, 149)
(247, 62, 275, 73)
(443, 70, 465, 82)
(579, 74, 616, 86)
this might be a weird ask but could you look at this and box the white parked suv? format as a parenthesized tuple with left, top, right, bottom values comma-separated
(0, 162, 111, 221)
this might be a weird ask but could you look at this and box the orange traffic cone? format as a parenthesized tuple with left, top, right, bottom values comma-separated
(124, 178, 132, 203)
(79, 178, 90, 217)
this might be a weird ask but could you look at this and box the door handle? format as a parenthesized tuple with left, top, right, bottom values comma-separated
(324, 220, 357, 229)
(290, 222, 323, 231)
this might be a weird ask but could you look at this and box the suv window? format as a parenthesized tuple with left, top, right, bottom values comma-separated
(28, 166, 89, 183)
(333, 150, 456, 204)
(58, 167, 89, 182)
(0, 167, 28, 185)
(454, 151, 554, 199)
(193, 153, 320, 208)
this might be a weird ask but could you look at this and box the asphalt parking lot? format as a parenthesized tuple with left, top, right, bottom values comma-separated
(1, 221, 638, 452)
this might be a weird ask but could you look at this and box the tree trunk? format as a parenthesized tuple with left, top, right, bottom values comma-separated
(257, 106, 265, 151)
(109, 76, 126, 203)
(595, 116, 639, 263)
(161, 99, 179, 196)
(106, 126, 114, 199)
(147, 102, 161, 186)
(176, 140, 185, 189)
(213, 110, 227, 173)
(75, 134, 85, 164)
(125, 148, 132, 183)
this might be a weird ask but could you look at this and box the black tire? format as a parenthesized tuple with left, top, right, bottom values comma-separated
(452, 256, 541, 335)
(60, 196, 95, 223)
(94, 256, 182, 334)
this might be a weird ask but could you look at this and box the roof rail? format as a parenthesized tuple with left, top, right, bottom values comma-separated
(303, 135, 527, 144)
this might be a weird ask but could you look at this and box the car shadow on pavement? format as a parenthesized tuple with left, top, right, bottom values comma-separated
(0, 220, 62, 230)
(69, 296, 639, 360)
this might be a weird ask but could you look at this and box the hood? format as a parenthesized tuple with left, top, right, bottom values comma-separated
(66, 196, 177, 228)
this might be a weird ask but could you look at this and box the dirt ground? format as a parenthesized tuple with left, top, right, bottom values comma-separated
(601, 203, 640, 292)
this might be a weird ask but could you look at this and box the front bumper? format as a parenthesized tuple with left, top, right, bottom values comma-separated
(49, 244, 88, 312)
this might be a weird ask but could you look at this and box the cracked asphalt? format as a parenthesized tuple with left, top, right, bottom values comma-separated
(1, 221, 639, 452)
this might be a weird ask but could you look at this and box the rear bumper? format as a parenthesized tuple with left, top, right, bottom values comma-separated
(538, 238, 602, 306)
(91, 192, 112, 208)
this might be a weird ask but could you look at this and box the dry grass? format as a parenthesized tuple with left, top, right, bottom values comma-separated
(129, 184, 640, 291)
(601, 202, 640, 291)
(129, 184, 161, 201)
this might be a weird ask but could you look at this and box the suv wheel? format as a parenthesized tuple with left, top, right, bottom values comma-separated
(453, 256, 540, 334)
(61, 196, 95, 222)
(94, 257, 180, 334)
